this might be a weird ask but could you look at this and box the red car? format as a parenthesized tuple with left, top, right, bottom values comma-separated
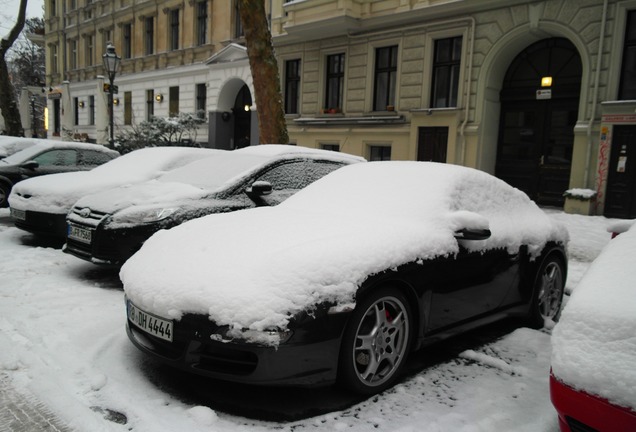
(550, 221, 636, 432)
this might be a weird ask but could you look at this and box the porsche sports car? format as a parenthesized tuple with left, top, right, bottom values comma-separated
(0, 140, 119, 207)
(121, 161, 568, 395)
(550, 222, 636, 432)
(64, 145, 364, 265)
(9, 147, 219, 238)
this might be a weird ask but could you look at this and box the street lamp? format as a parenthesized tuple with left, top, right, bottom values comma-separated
(102, 43, 121, 147)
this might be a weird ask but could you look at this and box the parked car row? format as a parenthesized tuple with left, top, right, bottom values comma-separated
(8, 144, 572, 398)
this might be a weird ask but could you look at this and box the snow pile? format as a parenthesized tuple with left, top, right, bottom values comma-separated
(551, 223, 636, 411)
(121, 162, 567, 336)
(9, 147, 220, 213)
(0, 136, 37, 158)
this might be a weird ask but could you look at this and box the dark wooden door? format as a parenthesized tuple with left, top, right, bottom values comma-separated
(417, 127, 448, 163)
(604, 126, 636, 218)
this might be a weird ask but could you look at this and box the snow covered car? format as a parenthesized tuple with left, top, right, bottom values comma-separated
(0, 136, 39, 159)
(9, 147, 220, 238)
(0, 140, 119, 207)
(550, 222, 636, 432)
(121, 161, 568, 395)
(64, 145, 364, 265)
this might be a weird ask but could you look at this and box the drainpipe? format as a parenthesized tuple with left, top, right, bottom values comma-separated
(459, 16, 475, 166)
(584, 0, 609, 187)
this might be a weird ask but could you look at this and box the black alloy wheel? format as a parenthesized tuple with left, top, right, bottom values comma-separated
(529, 255, 566, 328)
(0, 182, 10, 208)
(338, 287, 412, 395)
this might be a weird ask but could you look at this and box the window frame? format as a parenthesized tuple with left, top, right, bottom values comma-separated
(284, 59, 301, 114)
(146, 89, 154, 121)
(619, 10, 636, 99)
(430, 36, 463, 108)
(144, 16, 154, 56)
(122, 23, 132, 59)
(169, 86, 179, 117)
(196, 83, 207, 120)
(170, 9, 180, 51)
(373, 45, 398, 111)
(324, 53, 345, 112)
(196, 1, 208, 46)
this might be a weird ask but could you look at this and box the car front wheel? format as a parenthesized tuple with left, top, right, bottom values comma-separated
(338, 287, 412, 395)
(529, 255, 565, 328)
(0, 182, 11, 208)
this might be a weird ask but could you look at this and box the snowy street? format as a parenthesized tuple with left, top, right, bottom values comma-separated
(0, 207, 616, 432)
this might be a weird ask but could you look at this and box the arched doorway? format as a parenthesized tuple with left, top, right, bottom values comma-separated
(232, 84, 252, 148)
(495, 38, 582, 206)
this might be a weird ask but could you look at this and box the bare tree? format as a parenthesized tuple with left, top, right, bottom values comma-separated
(237, 0, 288, 144)
(0, 0, 28, 136)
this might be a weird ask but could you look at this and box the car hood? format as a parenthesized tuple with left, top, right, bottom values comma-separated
(121, 162, 568, 338)
(10, 171, 140, 213)
(73, 180, 209, 215)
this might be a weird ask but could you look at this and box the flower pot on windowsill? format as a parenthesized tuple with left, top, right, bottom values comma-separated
(323, 108, 341, 114)
(386, 105, 395, 112)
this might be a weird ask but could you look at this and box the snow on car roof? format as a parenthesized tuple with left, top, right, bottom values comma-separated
(0, 139, 118, 165)
(74, 145, 364, 215)
(121, 162, 567, 338)
(9, 147, 220, 213)
(551, 223, 636, 411)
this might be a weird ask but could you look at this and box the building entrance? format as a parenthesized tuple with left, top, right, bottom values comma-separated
(496, 38, 582, 207)
(604, 126, 636, 218)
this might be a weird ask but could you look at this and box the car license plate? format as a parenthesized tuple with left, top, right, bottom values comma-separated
(127, 301, 173, 342)
(10, 208, 25, 221)
(68, 224, 92, 244)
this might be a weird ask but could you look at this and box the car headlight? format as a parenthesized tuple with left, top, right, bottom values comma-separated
(111, 207, 178, 225)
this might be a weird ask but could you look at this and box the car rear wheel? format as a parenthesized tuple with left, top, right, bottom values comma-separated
(529, 255, 565, 328)
(338, 287, 412, 395)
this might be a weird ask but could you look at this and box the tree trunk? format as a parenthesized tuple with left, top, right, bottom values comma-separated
(238, 0, 288, 145)
(0, 0, 28, 136)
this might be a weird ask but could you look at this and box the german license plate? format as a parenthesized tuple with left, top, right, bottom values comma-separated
(68, 224, 92, 244)
(10, 208, 25, 221)
(127, 301, 173, 342)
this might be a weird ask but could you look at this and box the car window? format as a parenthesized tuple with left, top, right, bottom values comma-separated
(79, 149, 114, 166)
(255, 160, 344, 191)
(33, 149, 78, 167)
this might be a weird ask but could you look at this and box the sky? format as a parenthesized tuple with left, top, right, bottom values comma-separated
(0, 0, 44, 37)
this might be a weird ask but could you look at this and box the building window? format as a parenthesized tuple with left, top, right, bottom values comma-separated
(374, 45, 398, 111)
(196, 83, 206, 119)
(70, 39, 77, 69)
(369, 145, 391, 161)
(320, 144, 340, 152)
(234, 1, 244, 39)
(123, 23, 132, 59)
(85, 34, 94, 66)
(89, 95, 95, 125)
(50, 0, 56, 16)
(169, 86, 179, 116)
(69, 0, 76, 10)
(124, 92, 132, 125)
(146, 89, 154, 121)
(144, 17, 154, 55)
(285, 59, 301, 114)
(325, 53, 345, 111)
(170, 9, 179, 51)
(619, 10, 636, 99)
(431, 36, 462, 108)
(51, 44, 58, 74)
(196, 1, 208, 46)
(73, 97, 79, 125)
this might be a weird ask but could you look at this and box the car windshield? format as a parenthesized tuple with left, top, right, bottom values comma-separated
(157, 153, 271, 191)
(0, 143, 49, 164)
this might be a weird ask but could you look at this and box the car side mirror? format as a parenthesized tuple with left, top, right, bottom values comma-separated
(454, 228, 491, 241)
(21, 160, 39, 170)
(246, 181, 272, 197)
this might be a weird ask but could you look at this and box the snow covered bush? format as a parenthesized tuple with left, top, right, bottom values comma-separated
(115, 113, 205, 154)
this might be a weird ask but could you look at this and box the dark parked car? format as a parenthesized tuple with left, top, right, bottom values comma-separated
(120, 161, 568, 395)
(0, 140, 119, 207)
(550, 221, 636, 432)
(9, 147, 219, 238)
(64, 145, 364, 265)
